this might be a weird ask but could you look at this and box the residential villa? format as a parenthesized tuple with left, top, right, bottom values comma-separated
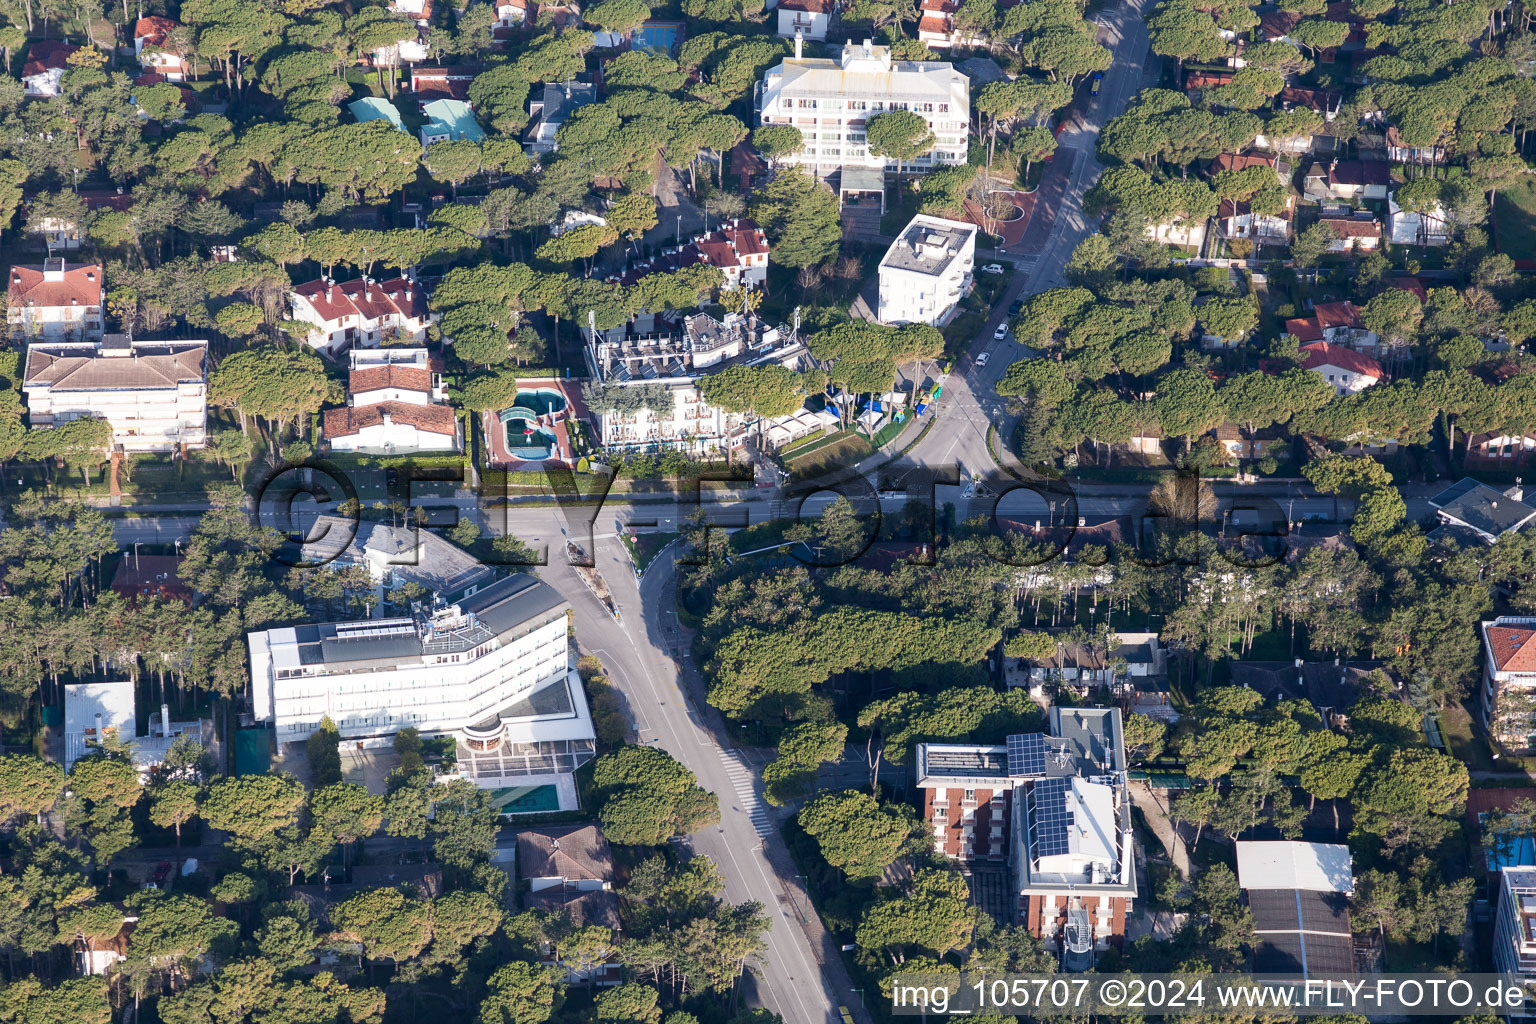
(1216, 196, 1294, 246)
(1284, 301, 1378, 351)
(63, 679, 208, 775)
(1387, 191, 1450, 246)
(517, 825, 622, 984)
(22, 335, 208, 453)
(755, 39, 970, 175)
(1433, 478, 1536, 546)
(776, 0, 831, 41)
(22, 40, 79, 98)
(1319, 216, 1383, 252)
(1304, 160, 1391, 202)
(877, 214, 977, 326)
(527, 80, 596, 154)
(7, 259, 104, 342)
(1297, 341, 1384, 395)
(289, 276, 434, 355)
(323, 347, 459, 454)
(133, 17, 190, 80)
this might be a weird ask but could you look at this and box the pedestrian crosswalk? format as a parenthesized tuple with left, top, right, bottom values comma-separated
(718, 749, 775, 837)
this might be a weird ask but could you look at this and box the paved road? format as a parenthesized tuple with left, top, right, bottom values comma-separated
(501, 517, 856, 1024)
(906, 0, 1156, 477)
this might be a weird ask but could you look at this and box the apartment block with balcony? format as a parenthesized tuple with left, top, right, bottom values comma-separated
(22, 334, 208, 453)
(755, 39, 970, 176)
(1482, 617, 1536, 751)
(1496, 867, 1536, 1017)
(7, 259, 104, 342)
(914, 708, 1136, 968)
(877, 214, 976, 326)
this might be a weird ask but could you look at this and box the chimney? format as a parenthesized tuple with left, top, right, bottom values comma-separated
(794, 28, 803, 59)
(364, 278, 373, 302)
(160, 702, 170, 738)
(382, 410, 393, 429)
(324, 279, 333, 302)
(863, 37, 873, 57)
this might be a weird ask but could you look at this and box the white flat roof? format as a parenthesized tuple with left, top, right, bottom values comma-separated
(64, 680, 137, 771)
(1236, 840, 1354, 893)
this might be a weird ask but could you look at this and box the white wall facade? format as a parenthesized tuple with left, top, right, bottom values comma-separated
(755, 41, 970, 175)
(248, 612, 569, 743)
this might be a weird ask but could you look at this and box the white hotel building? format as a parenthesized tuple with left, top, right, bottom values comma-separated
(755, 39, 970, 176)
(877, 214, 976, 326)
(248, 573, 597, 808)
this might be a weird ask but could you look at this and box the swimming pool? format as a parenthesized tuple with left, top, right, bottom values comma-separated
(516, 387, 567, 415)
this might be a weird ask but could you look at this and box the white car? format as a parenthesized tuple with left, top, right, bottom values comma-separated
(979, 263, 1005, 275)
(993, 322, 1009, 341)
(977, 351, 991, 366)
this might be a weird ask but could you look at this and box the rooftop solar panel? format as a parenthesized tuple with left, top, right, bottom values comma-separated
(1297, 891, 1350, 933)
(1248, 887, 1355, 978)
(1031, 777, 1072, 858)
(1007, 733, 1046, 777)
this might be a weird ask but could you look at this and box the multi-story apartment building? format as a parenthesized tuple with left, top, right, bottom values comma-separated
(22, 335, 208, 453)
(8, 259, 104, 342)
(755, 39, 970, 176)
(582, 311, 805, 454)
(914, 707, 1136, 967)
(877, 214, 976, 326)
(1482, 616, 1536, 750)
(248, 573, 570, 742)
(289, 276, 434, 356)
(1495, 866, 1536, 1017)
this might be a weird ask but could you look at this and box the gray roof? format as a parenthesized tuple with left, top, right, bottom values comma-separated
(1431, 477, 1536, 540)
(277, 573, 566, 668)
(881, 215, 974, 276)
(537, 80, 595, 125)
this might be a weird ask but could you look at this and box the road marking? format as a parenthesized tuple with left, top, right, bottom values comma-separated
(719, 748, 775, 837)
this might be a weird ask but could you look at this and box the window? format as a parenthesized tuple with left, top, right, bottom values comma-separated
(964, 788, 975, 800)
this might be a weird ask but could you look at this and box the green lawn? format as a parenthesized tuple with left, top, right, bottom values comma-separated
(784, 432, 872, 480)
(1494, 177, 1536, 262)
(1444, 700, 1498, 774)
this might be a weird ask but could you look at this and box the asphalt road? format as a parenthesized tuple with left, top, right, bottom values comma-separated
(906, 0, 1156, 477)
(505, 519, 857, 1024)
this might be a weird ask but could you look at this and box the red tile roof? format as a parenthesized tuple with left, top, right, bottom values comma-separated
(350, 366, 432, 394)
(1488, 624, 1536, 673)
(1300, 341, 1384, 380)
(1320, 217, 1382, 239)
(1209, 152, 1278, 175)
(1186, 70, 1235, 90)
(722, 218, 768, 256)
(1392, 276, 1427, 303)
(1284, 316, 1325, 343)
(8, 262, 102, 309)
(22, 40, 79, 78)
(377, 278, 429, 321)
(324, 401, 456, 438)
(780, 0, 832, 11)
(294, 277, 423, 326)
(134, 15, 177, 45)
(1313, 300, 1364, 331)
(1321, 159, 1389, 187)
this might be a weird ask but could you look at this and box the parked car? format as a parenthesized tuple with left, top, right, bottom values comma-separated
(1090, 71, 1103, 96)
(1008, 299, 1024, 316)
(977, 351, 991, 366)
(979, 263, 1005, 275)
(993, 323, 1009, 341)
